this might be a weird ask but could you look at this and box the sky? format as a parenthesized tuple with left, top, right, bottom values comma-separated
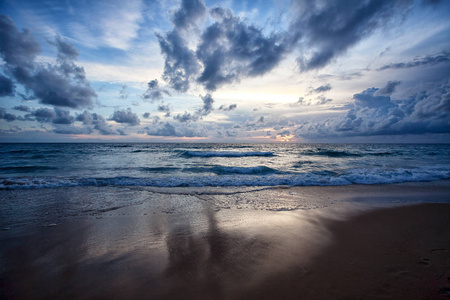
(0, 0, 449, 143)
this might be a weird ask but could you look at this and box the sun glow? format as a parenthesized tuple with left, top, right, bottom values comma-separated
(276, 134, 296, 142)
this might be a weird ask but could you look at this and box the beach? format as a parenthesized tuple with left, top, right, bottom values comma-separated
(1, 182, 449, 299)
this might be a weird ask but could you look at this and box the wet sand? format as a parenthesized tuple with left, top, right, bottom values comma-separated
(1, 184, 450, 299)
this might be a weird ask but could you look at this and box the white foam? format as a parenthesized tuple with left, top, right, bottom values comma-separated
(1, 165, 449, 190)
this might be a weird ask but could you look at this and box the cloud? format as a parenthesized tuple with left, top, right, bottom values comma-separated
(157, 102, 171, 117)
(22, 107, 75, 124)
(53, 125, 92, 135)
(198, 93, 214, 115)
(172, 93, 214, 123)
(76, 111, 117, 135)
(52, 109, 76, 124)
(99, 0, 143, 50)
(309, 84, 332, 94)
(156, 30, 201, 93)
(375, 80, 401, 96)
(218, 103, 237, 111)
(297, 97, 307, 105)
(0, 74, 14, 97)
(28, 108, 57, 123)
(378, 51, 450, 70)
(157, 3, 292, 92)
(110, 108, 140, 126)
(146, 122, 206, 137)
(292, 0, 411, 71)
(156, 0, 425, 93)
(13, 105, 31, 112)
(0, 15, 96, 109)
(142, 112, 151, 119)
(0, 108, 17, 122)
(69, 0, 143, 51)
(119, 84, 129, 100)
(296, 79, 450, 138)
(142, 79, 170, 101)
(173, 111, 198, 123)
(195, 7, 292, 91)
(171, 0, 206, 30)
(277, 130, 290, 137)
(316, 95, 333, 105)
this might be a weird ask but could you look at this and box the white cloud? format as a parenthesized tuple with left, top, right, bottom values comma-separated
(70, 0, 144, 50)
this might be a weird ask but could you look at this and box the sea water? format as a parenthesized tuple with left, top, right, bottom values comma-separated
(1, 143, 449, 189)
(1, 143, 450, 229)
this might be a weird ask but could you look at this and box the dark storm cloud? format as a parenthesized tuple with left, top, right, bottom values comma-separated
(76, 111, 117, 135)
(23, 107, 75, 124)
(291, 0, 412, 71)
(377, 51, 450, 70)
(296, 80, 450, 138)
(218, 103, 237, 111)
(0, 74, 14, 97)
(0, 108, 17, 122)
(142, 112, 151, 119)
(352, 87, 394, 109)
(110, 108, 140, 126)
(0, 15, 96, 109)
(195, 7, 293, 91)
(0, 15, 40, 72)
(147, 122, 176, 136)
(147, 122, 206, 137)
(171, 0, 206, 30)
(198, 93, 213, 115)
(156, 30, 201, 93)
(29, 108, 57, 123)
(13, 105, 31, 112)
(52, 109, 75, 124)
(52, 35, 79, 61)
(375, 81, 401, 96)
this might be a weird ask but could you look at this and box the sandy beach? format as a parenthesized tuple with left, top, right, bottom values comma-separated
(1, 182, 450, 299)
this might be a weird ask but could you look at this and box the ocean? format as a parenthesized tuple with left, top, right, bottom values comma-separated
(1, 143, 450, 190)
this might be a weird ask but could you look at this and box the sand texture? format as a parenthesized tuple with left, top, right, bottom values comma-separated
(1, 183, 449, 299)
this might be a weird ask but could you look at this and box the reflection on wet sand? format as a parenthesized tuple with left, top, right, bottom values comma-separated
(2, 185, 450, 299)
(163, 205, 272, 299)
(2, 193, 319, 299)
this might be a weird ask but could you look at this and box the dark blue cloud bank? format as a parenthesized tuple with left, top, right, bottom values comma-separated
(296, 80, 450, 138)
(0, 0, 449, 142)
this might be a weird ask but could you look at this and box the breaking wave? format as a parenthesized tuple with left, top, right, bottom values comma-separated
(2, 166, 449, 190)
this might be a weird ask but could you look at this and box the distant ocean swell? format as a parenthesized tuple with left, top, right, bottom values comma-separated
(1, 147, 445, 158)
(2, 166, 449, 190)
(181, 151, 275, 157)
(141, 166, 280, 175)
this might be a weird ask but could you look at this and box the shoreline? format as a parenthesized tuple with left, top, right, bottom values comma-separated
(1, 183, 450, 299)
